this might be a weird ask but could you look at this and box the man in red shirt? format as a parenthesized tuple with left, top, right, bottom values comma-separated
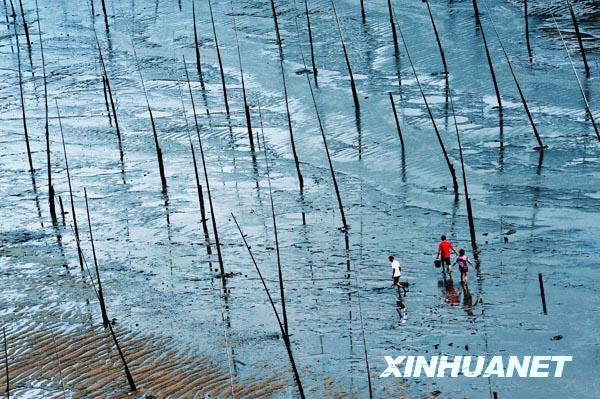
(437, 235, 458, 273)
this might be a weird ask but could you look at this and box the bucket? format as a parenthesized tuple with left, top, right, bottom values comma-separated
(434, 259, 442, 268)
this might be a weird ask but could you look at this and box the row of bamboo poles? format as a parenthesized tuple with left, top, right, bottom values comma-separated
(3, 0, 596, 396)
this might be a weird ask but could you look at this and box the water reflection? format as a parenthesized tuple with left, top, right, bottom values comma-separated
(396, 294, 407, 324)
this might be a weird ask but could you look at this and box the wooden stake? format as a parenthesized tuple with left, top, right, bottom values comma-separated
(56, 100, 84, 270)
(538, 273, 547, 314)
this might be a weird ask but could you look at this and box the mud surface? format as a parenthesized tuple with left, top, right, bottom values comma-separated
(0, 0, 599, 397)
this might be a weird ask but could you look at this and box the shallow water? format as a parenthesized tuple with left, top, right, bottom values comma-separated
(0, 0, 599, 397)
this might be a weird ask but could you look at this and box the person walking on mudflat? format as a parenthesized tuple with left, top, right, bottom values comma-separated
(453, 249, 474, 285)
(436, 235, 458, 273)
(389, 255, 407, 294)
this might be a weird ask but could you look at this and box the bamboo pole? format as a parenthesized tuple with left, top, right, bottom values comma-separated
(538, 273, 547, 314)
(35, 0, 57, 223)
(291, 15, 347, 229)
(360, 0, 365, 23)
(207, 0, 229, 115)
(178, 80, 214, 259)
(303, 0, 317, 77)
(192, 0, 205, 90)
(396, 17, 459, 198)
(275, 28, 306, 225)
(50, 331, 67, 399)
(83, 188, 111, 329)
(484, 6, 544, 149)
(2, 327, 8, 399)
(70, 226, 137, 392)
(230, 4, 255, 153)
(553, 16, 599, 143)
(269, 0, 283, 58)
(100, 0, 109, 31)
(9, 0, 34, 172)
(472, 0, 480, 24)
(424, 0, 448, 76)
(257, 104, 289, 337)
(58, 195, 66, 225)
(478, 18, 503, 112)
(524, 0, 532, 61)
(567, 0, 589, 77)
(331, 0, 360, 111)
(94, 32, 122, 144)
(448, 93, 479, 261)
(56, 100, 84, 270)
(386, 0, 399, 58)
(130, 38, 168, 192)
(101, 75, 113, 125)
(389, 92, 405, 152)
(231, 214, 305, 399)
(184, 59, 226, 279)
(17, 0, 29, 48)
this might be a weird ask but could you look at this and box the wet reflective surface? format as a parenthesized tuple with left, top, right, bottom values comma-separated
(0, 0, 599, 397)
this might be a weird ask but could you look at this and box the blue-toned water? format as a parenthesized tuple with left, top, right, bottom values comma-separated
(0, 0, 598, 397)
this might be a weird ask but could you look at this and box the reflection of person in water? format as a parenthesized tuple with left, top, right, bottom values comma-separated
(439, 272, 460, 304)
(396, 295, 407, 323)
(463, 285, 474, 316)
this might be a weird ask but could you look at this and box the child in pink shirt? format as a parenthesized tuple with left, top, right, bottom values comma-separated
(453, 249, 474, 285)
